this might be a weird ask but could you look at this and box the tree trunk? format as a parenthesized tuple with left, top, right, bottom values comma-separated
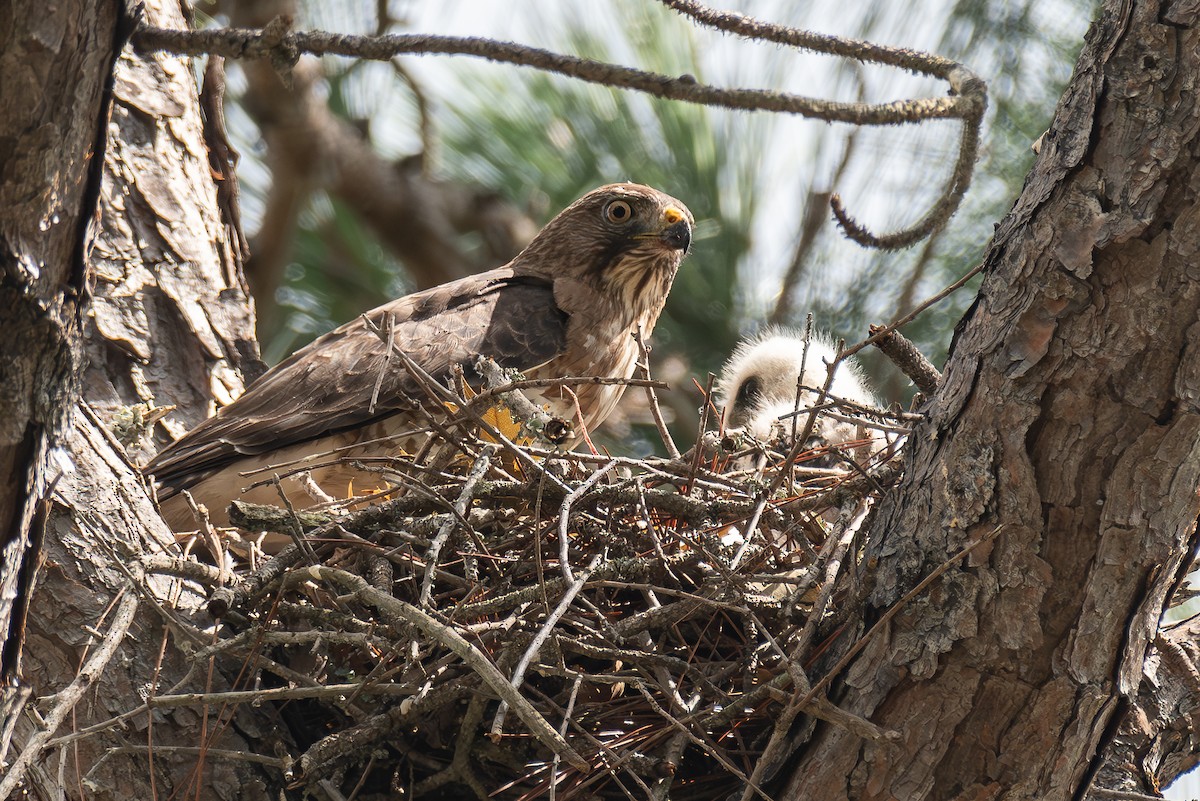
(0, 0, 121, 680)
(1, 0, 282, 797)
(780, 1, 1200, 798)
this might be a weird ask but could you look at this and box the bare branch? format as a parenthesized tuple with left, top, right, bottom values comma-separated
(133, 5, 987, 250)
(132, 25, 975, 125)
(661, 0, 987, 248)
(0, 591, 139, 798)
(830, 106, 982, 249)
(869, 325, 942, 394)
(660, 0, 965, 77)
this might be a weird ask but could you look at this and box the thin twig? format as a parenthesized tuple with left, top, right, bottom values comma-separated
(788, 316, 817, 495)
(89, 744, 286, 769)
(767, 340, 845, 496)
(292, 566, 591, 771)
(633, 325, 680, 459)
(1, 591, 139, 799)
(368, 311, 397, 414)
(491, 553, 603, 739)
(558, 461, 619, 584)
(421, 446, 495, 606)
(686, 374, 717, 497)
(469, 374, 669, 402)
(53, 681, 413, 746)
(550, 678, 583, 801)
(841, 262, 984, 360)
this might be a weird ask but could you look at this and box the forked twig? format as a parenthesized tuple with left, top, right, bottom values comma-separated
(293, 566, 591, 772)
(0, 591, 139, 799)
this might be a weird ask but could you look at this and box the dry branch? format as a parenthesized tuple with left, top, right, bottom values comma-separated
(0, 591, 139, 798)
(132, 0, 986, 249)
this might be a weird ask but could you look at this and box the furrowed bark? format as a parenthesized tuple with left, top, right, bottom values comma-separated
(0, 0, 124, 681)
(781, 2, 1200, 799)
(1091, 617, 1200, 796)
(4, 1, 282, 797)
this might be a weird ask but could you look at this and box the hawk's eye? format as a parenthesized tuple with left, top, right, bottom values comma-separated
(604, 200, 634, 224)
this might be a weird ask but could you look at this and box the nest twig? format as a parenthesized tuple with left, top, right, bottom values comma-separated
(142, 371, 908, 800)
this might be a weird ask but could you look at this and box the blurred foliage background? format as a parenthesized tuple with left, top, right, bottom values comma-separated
(205, 0, 1095, 456)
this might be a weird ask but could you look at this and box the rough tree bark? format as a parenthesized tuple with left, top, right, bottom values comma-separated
(780, 1, 1200, 798)
(4, 0, 1200, 799)
(0, 0, 123, 683)
(1, 0, 284, 797)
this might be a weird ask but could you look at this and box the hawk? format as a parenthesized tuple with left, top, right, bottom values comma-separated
(148, 183, 693, 528)
(716, 327, 879, 454)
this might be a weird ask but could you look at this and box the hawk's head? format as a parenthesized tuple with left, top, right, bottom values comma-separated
(515, 183, 693, 316)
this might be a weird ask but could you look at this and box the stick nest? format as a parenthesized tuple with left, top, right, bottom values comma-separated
(173, 385, 906, 801)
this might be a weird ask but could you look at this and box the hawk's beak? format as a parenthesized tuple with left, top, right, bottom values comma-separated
(657, 206, 692, 253)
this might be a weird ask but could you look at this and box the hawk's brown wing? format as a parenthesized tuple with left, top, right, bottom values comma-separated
(148, 268, 567, 496)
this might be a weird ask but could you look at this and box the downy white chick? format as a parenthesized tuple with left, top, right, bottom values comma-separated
(715, 327, 880, 460)
(714, 328, 893, 596)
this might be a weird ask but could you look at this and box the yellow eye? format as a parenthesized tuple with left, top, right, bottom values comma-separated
(605, 200, 634, 224)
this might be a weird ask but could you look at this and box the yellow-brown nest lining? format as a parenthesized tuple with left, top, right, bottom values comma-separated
(161, 392, 908, 801)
